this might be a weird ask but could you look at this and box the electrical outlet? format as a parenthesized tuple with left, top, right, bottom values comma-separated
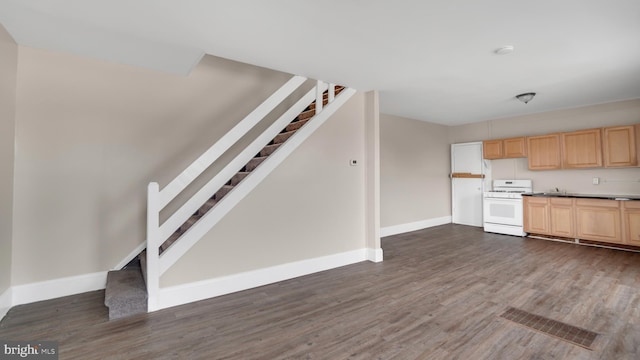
(592, 177, 599, 185)
(350, 159, 358, 166)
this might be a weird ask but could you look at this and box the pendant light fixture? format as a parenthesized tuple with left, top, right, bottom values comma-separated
(516, 92, 536, 104)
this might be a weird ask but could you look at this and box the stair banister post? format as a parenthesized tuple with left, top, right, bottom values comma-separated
(315, 80, 324, 114)
(146, 182, 160, 311)
(329, 83, 336, 103)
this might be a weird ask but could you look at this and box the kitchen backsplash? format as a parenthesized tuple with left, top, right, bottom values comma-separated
(490, 157, 640, 195)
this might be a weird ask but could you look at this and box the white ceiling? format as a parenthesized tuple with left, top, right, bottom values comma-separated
(2, 0, 639, 125)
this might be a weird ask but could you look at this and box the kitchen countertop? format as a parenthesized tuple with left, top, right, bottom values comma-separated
(523, 193, 640, 201)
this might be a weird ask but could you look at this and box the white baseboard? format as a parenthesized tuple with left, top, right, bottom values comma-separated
(0, 287, 12, 322)
(380, 216, 452, 237)
(153, 249, 369, 312)
(12, 271, 108, 307)
(367, 247, 384, 262)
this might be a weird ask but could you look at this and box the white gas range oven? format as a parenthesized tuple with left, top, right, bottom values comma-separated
(483, 179, 532, 236)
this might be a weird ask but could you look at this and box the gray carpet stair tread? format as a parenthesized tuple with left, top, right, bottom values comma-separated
(105, 269, 147, 320)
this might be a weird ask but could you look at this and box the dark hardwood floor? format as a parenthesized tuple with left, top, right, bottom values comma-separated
(1, 224, 639, 359)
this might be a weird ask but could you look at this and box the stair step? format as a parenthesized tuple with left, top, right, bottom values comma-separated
(297, 109, 315, 121)
(308, 93, 343, 110)
(229, 172, 250, 186)
(197, 198, 218, 216)
(259, 143, 281, 157)
(160, 231, 182, 254)
(214, 185, 234, 201)
(179, 214, 199, 232)
(105, 269, 147, 320)
(308, 87, 345, 108)
(285, 118, 309, 132)
(273, 130, 296, 144)
(245, 156, 267, 172)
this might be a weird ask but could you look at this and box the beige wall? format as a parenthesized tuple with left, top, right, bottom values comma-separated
(449, 99, 640, 195)
(10, 35, 639, 290)
(379, 100, 640, 233)
(162, 92, 368, 285)
(12, 47, 295, 284)
(0, 25, 17, 293)
(380, 114, 450, 228)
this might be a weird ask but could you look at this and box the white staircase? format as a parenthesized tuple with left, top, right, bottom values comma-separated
(143, 77, 355, 312)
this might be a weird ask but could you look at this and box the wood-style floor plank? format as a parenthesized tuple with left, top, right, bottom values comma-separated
(1, 224, 639, 359)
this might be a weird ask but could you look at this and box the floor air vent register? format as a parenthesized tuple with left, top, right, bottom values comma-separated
(500, 307, 598, 350)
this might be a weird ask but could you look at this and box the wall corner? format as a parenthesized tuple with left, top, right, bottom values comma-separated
(364, 90, 382, 260)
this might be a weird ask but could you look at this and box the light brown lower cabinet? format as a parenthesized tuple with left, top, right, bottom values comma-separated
(623, 201, 640, 246)
(524, 196, 640, 247)
(523, 197, 550, 235)
(549, 198, 575, 237)
(575, 199, 622, 244)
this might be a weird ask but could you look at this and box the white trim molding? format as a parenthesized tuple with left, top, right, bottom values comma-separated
(367, 248, 384, 263)
(11, 271, 107, 307)
(0, 287, 12, 322)
(152, 248, 368, 312)
(380, 216, 452, 237)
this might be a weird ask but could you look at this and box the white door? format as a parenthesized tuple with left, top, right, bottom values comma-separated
(451, 142, 488, 226)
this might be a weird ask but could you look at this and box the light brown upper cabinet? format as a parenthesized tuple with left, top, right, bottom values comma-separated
(482, 139, 503, 159)
(602, 124, 640, 167)
(527, 134, 561, 170)
(561, 128, 602, 168)
(482, 137, 527, 159)
(503, 137, 528, 158)
(493, 123, 639, 170)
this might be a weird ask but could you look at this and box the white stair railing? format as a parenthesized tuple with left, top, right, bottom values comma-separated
(146, 76, 354, 311)
(157, 75, 307, 211)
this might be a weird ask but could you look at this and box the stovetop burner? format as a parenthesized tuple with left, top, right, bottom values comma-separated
(485, 179, 532, 198)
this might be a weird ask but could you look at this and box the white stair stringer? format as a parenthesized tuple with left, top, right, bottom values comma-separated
(149, 88, 356, 310)
(157, 87, 355, 275)
(146, 76, 309, 311)
(157, 82, 323, 246)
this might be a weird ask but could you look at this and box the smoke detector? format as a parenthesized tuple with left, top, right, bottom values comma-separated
(495, 46, 515, 55)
